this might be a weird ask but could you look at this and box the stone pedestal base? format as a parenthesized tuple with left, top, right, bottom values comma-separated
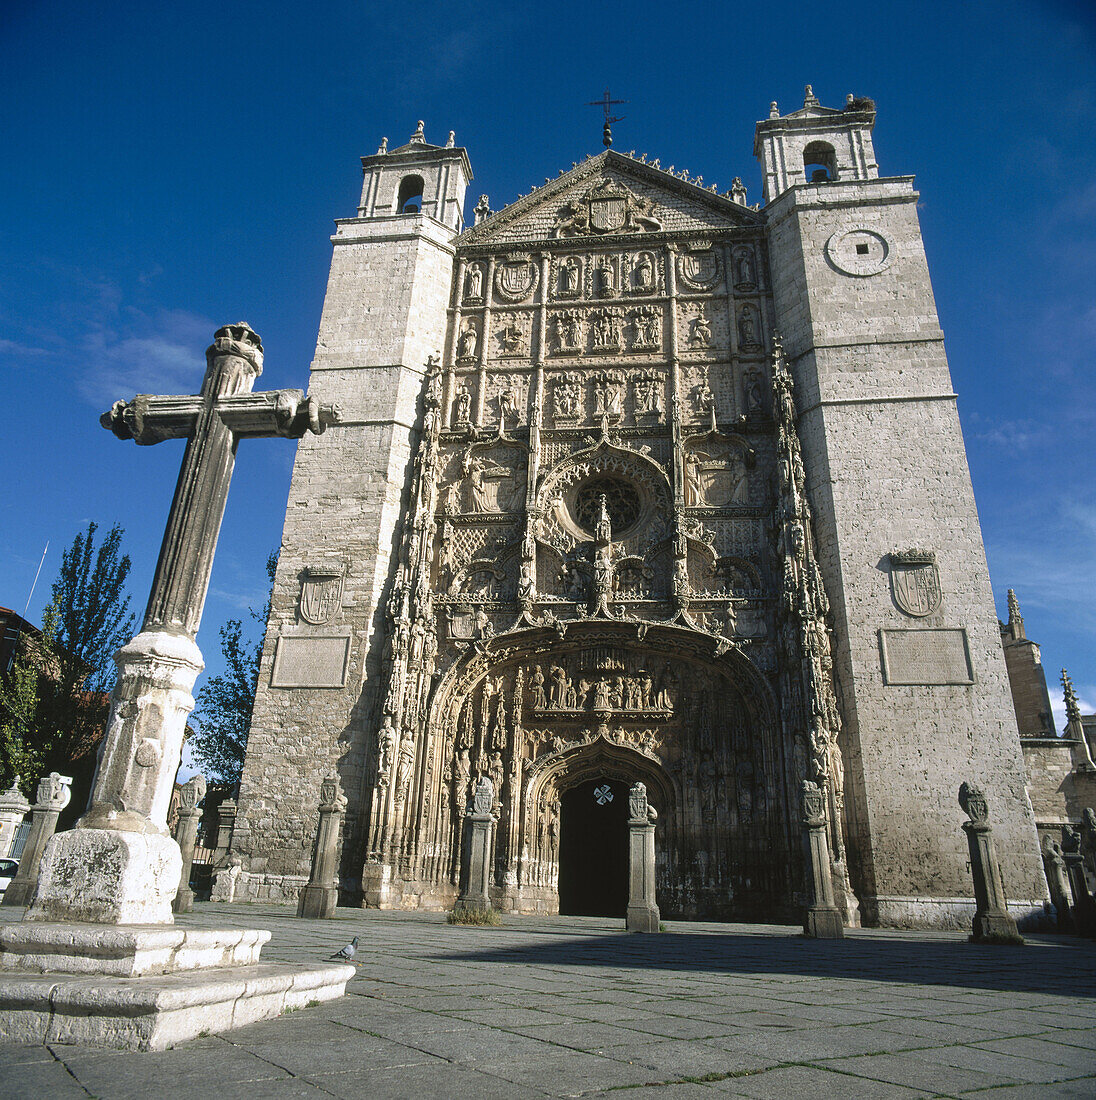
(0, 961, 354, 1051)
(805, 906, 845, 939)
(971, 913, 1024, 945)
(26, 827, 181, 926)
(0, 923, 354, 1050)
(0, 924, 269, 977)
(626, 904, 660, 933)
(296, 884, 338, 920)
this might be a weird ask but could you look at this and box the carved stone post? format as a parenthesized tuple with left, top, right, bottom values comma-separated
(959, 782, 1023, 944)
(801, 780, 843, 938)
(2, 774, 71, 907)
(213, 798, 237, 864)
(454, 777, 495, 914)
(1041, 835, 1073, 934)
(0, 777, 30, 858)
(626, 782, 660, 933)
(1062, 826, 1096, 937)
(297, 777, 347, 919)
(172, 775, 207, 914)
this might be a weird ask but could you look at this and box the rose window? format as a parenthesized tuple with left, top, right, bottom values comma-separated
(573, 478, 641, 537)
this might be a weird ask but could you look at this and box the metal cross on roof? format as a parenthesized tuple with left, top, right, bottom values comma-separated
(586, 88, 628, 148)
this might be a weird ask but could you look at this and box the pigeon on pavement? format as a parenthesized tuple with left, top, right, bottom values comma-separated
(328, 936, 358, 961)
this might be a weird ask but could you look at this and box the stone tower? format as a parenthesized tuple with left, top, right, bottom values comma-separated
(231, 125, 470, 889)
(757, 87, 1045, 925)
(232, 95, 1048, 929)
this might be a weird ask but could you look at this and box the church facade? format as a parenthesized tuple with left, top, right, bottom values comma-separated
(230, 91, 1049, 928)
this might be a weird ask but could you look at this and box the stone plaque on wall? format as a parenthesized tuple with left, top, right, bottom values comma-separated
(270, 635, 352, 689)
(878, 629, 973, 686)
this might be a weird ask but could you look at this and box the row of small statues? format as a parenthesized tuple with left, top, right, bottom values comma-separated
(529, 664, 672, 712)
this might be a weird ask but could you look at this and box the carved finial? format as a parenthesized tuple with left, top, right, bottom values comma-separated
(959, 781, 989, 825)
(1062, 669, 1082, 725)
(803, 84, 819, 107)
(730, 177, 748, 205)
(377, 136, 388, 155)
(446, 130, 455, 148)
(1006, 589, 1025, 639)
(769, 101, 780, 119)
(411, 120, 425, 143)
(473, 194, 491, 226)
(846, 93, 855, 106)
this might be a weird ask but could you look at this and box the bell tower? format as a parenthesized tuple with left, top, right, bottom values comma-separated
(233, 124, 472, 896)
(758, 88, 1046, 928)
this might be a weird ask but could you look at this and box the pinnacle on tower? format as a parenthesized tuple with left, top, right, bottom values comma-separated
(1007, 588, 1025, 639)
(1062, 669, 1082, 726)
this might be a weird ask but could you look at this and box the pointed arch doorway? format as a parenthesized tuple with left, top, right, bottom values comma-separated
(557, 777, 630, 917)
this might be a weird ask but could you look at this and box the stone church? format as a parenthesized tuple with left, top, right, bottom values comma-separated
(229, 90, 1049, 929)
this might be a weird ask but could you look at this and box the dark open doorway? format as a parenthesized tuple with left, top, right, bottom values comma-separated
(558, 777, 630, 917)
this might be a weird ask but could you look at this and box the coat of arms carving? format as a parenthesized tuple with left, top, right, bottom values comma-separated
(889, 550, 941, 617)
(299, 567, 344, 625)
(677, 247, 721, 291)
(551, 178, 663, 238)
(494, 255, 538, 302)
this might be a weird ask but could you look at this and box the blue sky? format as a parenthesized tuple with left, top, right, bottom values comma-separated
(2, 0, 1094, 744)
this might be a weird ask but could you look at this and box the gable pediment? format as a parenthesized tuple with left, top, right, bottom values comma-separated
(461, 151, 762, 248)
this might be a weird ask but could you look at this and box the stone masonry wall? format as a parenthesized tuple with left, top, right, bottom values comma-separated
(767, 177, 1047, 927)
(234, 214, 456, 900)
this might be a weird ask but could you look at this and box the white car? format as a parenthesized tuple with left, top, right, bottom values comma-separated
(0, 858, 18, 893)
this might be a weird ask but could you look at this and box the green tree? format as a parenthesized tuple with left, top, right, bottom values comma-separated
(0, 522, 134, 804)
(190, 553, 277, 786)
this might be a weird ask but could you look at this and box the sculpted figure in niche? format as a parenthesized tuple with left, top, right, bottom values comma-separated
(468, 461, 490, 512)
(395, 732, 416, 802)
(458, 324, 478, 361)
(594, 678, 611, 710)
(561, 257, 580, 295)
(549, 665, 569, 708)
(531, 666, 547, 709)
(744, 369, 763, 415)
(466, 264, 483, 299)
(598, 261, 615, 295)
(500, 323, 522, 355)
(693, 376, 714, 417)
(634, 253, 654, 291)
(377, 716, 397, 781)
(690, 314, 712, 348)
(556, 312, 580, 352)
(453, 383, 471, 425)
(736, 250, 755, 286)
(554, 375, 580, 418)
(738, 308, 758, 347)
(575, 677, 592, 708)
(499, 386, 519, 423)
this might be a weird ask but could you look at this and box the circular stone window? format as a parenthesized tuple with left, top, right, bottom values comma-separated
(572, 477, 641, 537)
(825, 228, 893, 277)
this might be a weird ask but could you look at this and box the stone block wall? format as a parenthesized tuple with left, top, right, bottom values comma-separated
(233, 214, 457, 898)
(767, 176, 1047, 926)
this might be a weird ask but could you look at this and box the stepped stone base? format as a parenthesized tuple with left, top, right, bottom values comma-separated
(0, 924, 270, 977)
(0, 922, 354, 1050)
(0, 960, 354, 1050)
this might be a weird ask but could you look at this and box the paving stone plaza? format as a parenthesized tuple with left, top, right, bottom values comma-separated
(3, 903, 1094, 1098)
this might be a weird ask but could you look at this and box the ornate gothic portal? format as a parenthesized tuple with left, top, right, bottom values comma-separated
(356, 160, 855, 924)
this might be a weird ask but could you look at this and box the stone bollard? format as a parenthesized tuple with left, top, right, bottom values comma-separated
(172, 775, 207, 914)
(454, 777, 495, 915)
(959, 782, 1023, 944)
(1061, 826, 1096, 937)
(1042, 836, 1074, 934)
(2, 774, 71, 907)
(297, 776, 347, 919)
(626, 782, 660, 933)
(0, 777, 30, 858)
(213, 797, 237, 864)
(801, 780, 843, 938)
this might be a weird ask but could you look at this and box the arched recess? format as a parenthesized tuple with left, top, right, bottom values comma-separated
(417, 619, 803, 922)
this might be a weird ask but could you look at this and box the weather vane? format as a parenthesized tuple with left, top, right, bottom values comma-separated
(586, 88, 628, 148)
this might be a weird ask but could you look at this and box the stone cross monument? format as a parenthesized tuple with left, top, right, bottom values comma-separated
(297, 776, 348, 919)
(27, 323, 337, 926)
(958, 782, 1023, 944)
(626, 782, 660, 933)
(454, 776, 496, 915)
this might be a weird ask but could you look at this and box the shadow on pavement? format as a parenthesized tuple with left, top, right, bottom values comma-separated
(433, 930, 1096, 998)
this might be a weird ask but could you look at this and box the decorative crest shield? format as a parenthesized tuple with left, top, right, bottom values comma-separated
(678, 248, 720, 291)
(494, 256, 538, 302)
(889, 550, 941, 617)
(299, 567, 344, 625)
(590, 195, 627, 232)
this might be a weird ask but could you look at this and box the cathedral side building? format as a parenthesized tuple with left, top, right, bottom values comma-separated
(231, 90, 1048, 929)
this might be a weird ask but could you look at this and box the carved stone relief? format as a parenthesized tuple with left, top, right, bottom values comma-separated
(493, 255, 539, 303)
(551, 177, 663, 238)
(677, 247, 722, 292)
